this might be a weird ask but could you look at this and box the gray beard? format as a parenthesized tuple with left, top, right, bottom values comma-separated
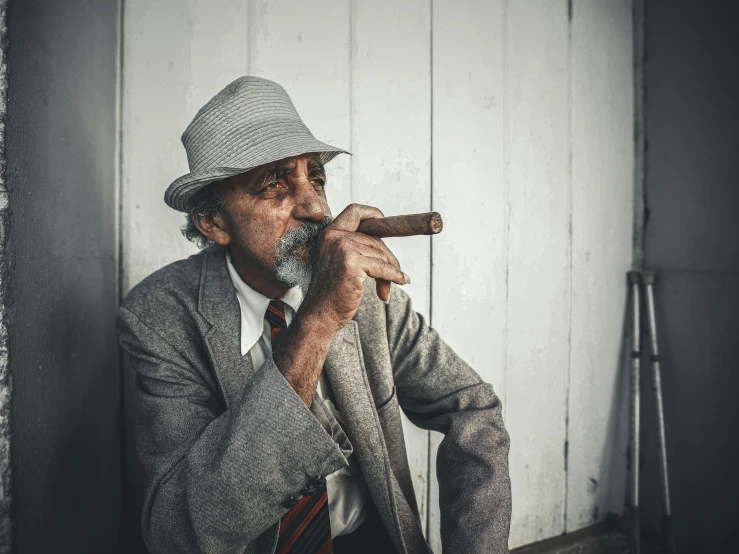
(274, 215, 334, 292)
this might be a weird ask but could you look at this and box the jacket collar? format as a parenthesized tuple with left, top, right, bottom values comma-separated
(198, 245, 254, 409)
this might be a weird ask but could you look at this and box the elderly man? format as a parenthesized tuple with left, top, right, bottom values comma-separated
(117, 76, 511, 554)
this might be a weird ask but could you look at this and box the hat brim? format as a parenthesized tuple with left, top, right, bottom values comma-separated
(164, 139, 350, 212)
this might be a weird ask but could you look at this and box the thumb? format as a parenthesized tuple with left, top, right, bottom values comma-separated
(328, 203, 385, 233)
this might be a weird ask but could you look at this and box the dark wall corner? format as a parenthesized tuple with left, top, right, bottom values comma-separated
(642, 1, 739, 552)
(5, 0, 122, 552)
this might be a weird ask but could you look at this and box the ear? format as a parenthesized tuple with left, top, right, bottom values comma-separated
(193, 212, 232, 246)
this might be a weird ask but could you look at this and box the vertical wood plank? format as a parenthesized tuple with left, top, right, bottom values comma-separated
(249, 0, 352, 215)
(567, 0, 633, 532)
(122, 0, 248, 292)
(350, 0, 432, 535)
(504, 1, 571, 547)
(431, 0, 506, 549)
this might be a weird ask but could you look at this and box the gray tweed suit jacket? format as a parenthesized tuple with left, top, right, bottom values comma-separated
(117, 245, 511, 554)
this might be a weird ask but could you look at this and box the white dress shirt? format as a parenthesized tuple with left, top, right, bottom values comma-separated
(226, 253, 369, 537)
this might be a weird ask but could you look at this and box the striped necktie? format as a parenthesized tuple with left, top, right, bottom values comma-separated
(265, 299, 333, 554)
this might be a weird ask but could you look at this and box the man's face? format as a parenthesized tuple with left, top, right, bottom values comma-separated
(210, 153, 333, 290)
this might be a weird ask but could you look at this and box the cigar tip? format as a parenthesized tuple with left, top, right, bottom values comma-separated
(429, 212, 443, 234)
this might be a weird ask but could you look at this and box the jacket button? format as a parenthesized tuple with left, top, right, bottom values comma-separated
(310, 475, 326, 487)
(284, 494, 301, 508)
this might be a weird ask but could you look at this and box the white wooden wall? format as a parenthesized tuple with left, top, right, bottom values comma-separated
(122, 0, 633, 549)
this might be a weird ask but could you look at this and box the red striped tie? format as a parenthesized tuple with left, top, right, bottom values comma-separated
(265, 300, 333, 554)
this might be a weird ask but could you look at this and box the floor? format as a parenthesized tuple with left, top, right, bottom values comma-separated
(510, 523, 668, 554)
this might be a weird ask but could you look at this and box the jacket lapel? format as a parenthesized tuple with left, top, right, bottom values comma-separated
(324, 321, 407, 553)
(197, 246, 255, 409)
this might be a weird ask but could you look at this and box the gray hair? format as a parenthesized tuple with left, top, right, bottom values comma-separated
(181, 181, 225, 249)
(275, 215, 333, 291)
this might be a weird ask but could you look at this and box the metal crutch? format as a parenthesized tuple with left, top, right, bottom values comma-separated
(626, 270, 642, 554)
(641, 270, 677, 554)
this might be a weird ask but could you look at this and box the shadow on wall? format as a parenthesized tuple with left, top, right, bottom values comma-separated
(122, 355, 149, 554)
(595, 292, 630, 525)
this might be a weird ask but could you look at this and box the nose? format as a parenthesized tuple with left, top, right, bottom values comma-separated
(289, 162, 326, 223)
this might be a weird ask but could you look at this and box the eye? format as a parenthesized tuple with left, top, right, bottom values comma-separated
(260, 181, 282, 194)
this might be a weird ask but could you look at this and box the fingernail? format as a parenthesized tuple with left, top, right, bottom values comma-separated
(403, 273, 411, 285)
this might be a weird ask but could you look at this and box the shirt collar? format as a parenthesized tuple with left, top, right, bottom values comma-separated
(226, 251, 304, 355)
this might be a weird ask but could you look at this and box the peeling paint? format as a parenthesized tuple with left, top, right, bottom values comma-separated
(588, 477, 598, 494)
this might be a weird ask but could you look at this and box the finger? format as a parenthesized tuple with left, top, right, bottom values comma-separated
(348, 234, 401, 272)
(347, 238, 394, 266)
(344, 243, 394, 301)
(328, 203, 385, 233)
(350, 243, 409, 287)
(348, 241, 407, 287)
(375, 279, 391, 303)
(353, 254, 409, 286)
(349, 241, 387, 262)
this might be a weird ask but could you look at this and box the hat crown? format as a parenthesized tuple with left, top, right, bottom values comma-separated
(181, 76, 314, 171)
(164, 75, 348, 212)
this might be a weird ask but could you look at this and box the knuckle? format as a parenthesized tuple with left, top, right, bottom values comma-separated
(321, 229, 336, 243)
(331, 231, 350, 248)
(347, 202, 383, 218)
(327, 231, 340, 245)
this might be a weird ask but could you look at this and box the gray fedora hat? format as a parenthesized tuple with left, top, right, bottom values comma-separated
(164, 76, 350, 212)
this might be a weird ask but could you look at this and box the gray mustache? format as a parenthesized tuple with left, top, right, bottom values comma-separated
(276, 215, 334, 258)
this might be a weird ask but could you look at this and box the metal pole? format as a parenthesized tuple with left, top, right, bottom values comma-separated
(627, 270, 642, 554)
(641, 270, 677, 554)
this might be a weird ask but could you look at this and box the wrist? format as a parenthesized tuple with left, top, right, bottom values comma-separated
(292, 309, 338, 346)
(272, 307, 336, 407)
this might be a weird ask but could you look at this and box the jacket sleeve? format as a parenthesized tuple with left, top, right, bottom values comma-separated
(117, 306, 348, 554)
(385, 285, 512, 554)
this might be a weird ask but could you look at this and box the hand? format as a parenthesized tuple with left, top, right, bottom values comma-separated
(299, 203, 410, 335)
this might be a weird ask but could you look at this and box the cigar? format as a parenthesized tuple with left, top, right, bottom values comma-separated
(356, 212, 443, 238)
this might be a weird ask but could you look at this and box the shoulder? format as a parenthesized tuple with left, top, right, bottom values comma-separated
(121, 247, 211, 326)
